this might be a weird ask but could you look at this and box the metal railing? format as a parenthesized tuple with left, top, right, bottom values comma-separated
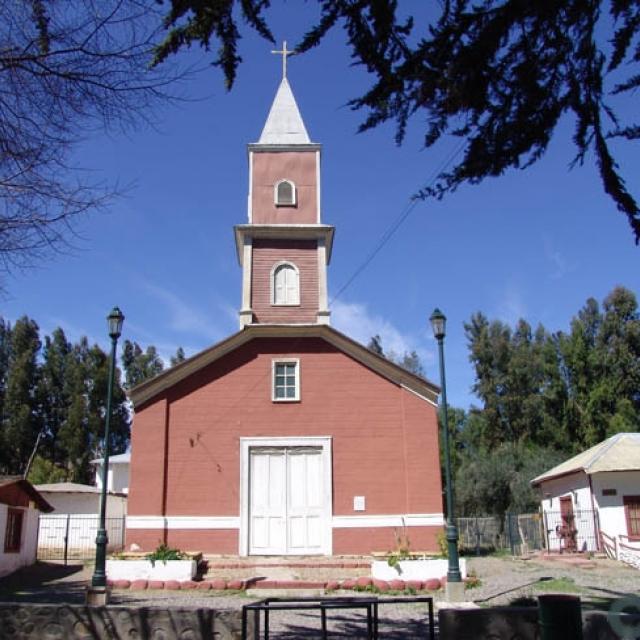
(37, 514, 126, 563)
(457, 510, 598, 555)
(241, 595, 435, 640)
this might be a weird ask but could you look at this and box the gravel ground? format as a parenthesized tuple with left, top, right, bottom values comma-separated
(465, 554, 640, 606)
(1, 555, 638, 638)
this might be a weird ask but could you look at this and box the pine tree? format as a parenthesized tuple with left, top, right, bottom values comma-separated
(0, 318, 11, 457)
(121, 339, 164, 388)
(36, 328, 72, 474)
(58, 338, 91, 482)
(170, 346, 186, 367)
(1, 317, 41, 474)
(58, 337, 131, 483)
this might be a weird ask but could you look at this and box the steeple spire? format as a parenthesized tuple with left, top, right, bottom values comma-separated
(258, 77, 311, 145)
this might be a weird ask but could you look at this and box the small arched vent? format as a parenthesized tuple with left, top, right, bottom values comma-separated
(275, 180, 296, 206)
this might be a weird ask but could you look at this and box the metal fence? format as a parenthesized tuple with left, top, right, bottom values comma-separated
(37, 514, 126, 563)
(456, 510, 598, 555)
(542, 509, 598, 553)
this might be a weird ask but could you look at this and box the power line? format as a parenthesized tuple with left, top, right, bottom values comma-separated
(330, 139, 466, 304)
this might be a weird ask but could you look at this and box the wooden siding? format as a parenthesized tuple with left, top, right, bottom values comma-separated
(251, 239, 319, 323)
(127, 337, 443, 554)
(251, 152, 317, 224)
(127, 398, 169, 517)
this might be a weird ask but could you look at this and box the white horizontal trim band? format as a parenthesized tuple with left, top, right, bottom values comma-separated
(127, 513, 444, 531)
(332, 514, 445, 528)
(126, 516, 240, 530)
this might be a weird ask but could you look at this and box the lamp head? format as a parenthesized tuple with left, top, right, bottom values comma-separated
(430, 308, 446, 340)
(107, 307, 125, 340)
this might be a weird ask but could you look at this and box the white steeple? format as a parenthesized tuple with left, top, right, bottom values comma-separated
(258, 77, 311, 145)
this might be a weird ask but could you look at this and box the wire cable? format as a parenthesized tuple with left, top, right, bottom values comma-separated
(330, 139, 466, 304)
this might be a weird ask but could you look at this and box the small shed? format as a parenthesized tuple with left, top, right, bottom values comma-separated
(91, 451, 130, 494)
(531, 433, 640, 562)
(0, 476, 52, 577)
(34, 483, 127, 559)
(34, 482, 127, 518)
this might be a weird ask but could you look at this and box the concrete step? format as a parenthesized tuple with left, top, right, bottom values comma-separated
(201, 555, 372, 583)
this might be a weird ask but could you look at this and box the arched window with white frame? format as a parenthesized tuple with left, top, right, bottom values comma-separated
(274, 179, 296, 206)
(272, 262, 300, 305)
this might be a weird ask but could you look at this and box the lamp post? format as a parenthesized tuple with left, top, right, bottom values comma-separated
(430, 308, 462, 590)
(91, 307, 124, 590)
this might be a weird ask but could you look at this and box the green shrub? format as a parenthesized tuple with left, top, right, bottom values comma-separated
(146, 542, 185, 566)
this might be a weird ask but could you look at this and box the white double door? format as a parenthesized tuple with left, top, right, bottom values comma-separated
(249, 446, 325, 555)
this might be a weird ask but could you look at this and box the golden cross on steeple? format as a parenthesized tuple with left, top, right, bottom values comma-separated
(271, 41, 295, 79)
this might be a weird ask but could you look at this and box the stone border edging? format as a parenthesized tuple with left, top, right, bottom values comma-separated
(107, 575, 457, 592)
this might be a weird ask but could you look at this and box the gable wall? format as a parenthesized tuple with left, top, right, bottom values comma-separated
(592, 470, 640, 539)
(127, 337, 442, 552)
(251, 239, 319, 323)
(251, 151, 317, 224)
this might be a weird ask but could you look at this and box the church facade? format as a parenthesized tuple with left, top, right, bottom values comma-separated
(125, 73, 445, 556)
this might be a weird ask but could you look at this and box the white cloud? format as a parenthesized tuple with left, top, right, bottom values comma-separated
(544, 239, 572, 280)
(495, 283, 527, 326)
(140, 281, 225, 341)
(332, 299, 434, 365)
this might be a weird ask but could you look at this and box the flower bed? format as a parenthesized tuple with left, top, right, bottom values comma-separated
(371, 557, 467, 581)
(106, 558, 197, 581)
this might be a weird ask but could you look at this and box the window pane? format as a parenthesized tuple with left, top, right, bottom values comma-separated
(273, 264, 299, 305)
(274, 361, 298, 400)
(277, 181, 294, 204)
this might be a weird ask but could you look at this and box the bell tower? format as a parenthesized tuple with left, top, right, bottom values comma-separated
(235, 45, 334, 327)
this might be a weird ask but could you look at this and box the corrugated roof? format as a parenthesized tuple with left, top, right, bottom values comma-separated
(0, 476, 54, 512)
(258, 78, 311, 145)
(90, 451, 130, 465)
(34, 482, 100, 493)
(531, 432, 640, 485)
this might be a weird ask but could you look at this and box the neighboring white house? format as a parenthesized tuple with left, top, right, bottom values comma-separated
(34, 482, 127, 557)
(34, 482, 127, 518)
(0, 476, 53, 577)
(531, 432, 640, 565)
(91, 451, 130, 494)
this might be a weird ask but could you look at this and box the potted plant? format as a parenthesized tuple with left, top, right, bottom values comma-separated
(106, 543, 198, 581)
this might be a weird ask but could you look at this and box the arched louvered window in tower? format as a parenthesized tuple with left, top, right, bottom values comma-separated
(275, 179, 296, 206)
(272, 262, 300, 305)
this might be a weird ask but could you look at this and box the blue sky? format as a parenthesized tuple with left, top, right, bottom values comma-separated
(3, 5, 639, 410)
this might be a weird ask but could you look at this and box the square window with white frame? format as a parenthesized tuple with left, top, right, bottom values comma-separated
(273, 360, 300, 401)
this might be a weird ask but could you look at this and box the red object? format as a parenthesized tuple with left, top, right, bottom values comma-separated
(130, 580, 148, 590)
(373, 579, 390, 592)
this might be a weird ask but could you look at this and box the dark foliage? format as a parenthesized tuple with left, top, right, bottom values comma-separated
(154, 0, 640, 241)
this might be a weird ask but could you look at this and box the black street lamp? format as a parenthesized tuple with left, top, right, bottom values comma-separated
(91, 307, 124, 590)
(430, 308, 462, 588)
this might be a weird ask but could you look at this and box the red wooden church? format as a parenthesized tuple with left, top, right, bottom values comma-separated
(126, 68, 444, 556)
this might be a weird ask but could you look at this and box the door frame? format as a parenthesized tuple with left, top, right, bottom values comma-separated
(239, 436, 333, 556)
